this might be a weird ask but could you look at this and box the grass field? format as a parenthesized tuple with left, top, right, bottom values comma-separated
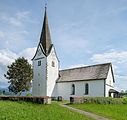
(70, 103, 127, 120)
(0, 101, 94, 120)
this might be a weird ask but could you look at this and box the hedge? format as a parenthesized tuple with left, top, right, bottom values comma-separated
(84, 97, 127, 104)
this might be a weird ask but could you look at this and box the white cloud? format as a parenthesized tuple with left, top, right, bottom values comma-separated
(55, 32, 88, 54)
(1, 11, 31, 27)
(0, 49, 18, 86)
(8, 31, 27, 42)
(19, 30, 29, 35)
(19, 47, 36, 64)
(0, 47, 36, 66)
(0, 49, 18, 66)
(64, 64, 87, 70)
(9, 11, 30, 27)
(91, 50, 127, 64)
(115, 74, 127, 81)
(0, 31, 5, 38)
(16, 11, 30, 20)
(0, 47, 36, 88)
(90, 50, 127, 74)
(114, 74, 127, 91)
(91, 50, 127, 91)
(0, 74, 9, 88)
(53, 21, 89, 55)
(0, 11, 33, 51)
(9, 17, 22, 26)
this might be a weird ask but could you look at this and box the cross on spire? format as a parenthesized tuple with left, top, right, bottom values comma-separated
(45, 0, 47, 9)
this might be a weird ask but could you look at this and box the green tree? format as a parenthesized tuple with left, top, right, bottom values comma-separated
(4, 57, 33, 95)
(120, 90, 125, 94)
(125, 90, 127, 94)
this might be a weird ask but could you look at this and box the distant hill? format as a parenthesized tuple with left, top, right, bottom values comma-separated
(0, 87, 32, 96)
(0, 87, 14, 95)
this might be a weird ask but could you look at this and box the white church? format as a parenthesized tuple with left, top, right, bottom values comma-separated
(32, 7, 118, 100)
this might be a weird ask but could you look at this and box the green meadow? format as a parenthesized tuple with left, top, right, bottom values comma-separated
(0, 101, 93, 120)
(1, 100, 127, 120)
(71, 103, 127, 120)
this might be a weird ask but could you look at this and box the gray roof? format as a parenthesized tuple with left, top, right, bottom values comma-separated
(57, 63, 114, 82)
(109, 89, 119, 93)
(40, 7, 52, 55)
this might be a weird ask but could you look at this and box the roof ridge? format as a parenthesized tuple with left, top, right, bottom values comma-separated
(60, 62, 111, 71)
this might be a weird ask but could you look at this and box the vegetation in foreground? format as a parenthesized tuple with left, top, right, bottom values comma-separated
(4, 57, 33, 95)
(0, 101, 94, 120)
(72, 97, 127, 104)
(70, 103, 127, 120)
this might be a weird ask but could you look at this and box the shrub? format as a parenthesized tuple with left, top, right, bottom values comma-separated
(26, 93, 32, 96)
(123, 97, 127, 104)
(83, 97, 126, 104)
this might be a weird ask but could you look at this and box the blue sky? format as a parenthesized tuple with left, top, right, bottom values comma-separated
(0, 0, 127, 91)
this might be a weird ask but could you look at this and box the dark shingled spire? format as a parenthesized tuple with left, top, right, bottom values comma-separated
(40, 7, 52, 55)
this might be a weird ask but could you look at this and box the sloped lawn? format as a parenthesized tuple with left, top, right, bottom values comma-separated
(0, 101, 94, 120)
(70, 103, 127, 120)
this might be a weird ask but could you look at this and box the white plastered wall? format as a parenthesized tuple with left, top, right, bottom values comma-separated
(105, 67, 114, 97)
(47, 46, 59, 96)
(32, 45, 47, 96)
(55, 80, 105, 100)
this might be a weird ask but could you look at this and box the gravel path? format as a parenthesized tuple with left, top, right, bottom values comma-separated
(60, 104, 109, 120)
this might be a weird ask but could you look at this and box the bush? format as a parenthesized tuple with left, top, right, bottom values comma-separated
(84, 97, 126, 104)
(26, 93, 32, 96)
(123, 97, 127, 104)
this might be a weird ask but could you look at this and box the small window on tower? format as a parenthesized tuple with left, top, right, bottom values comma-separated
(52, 61, 55, 67)
(38, 61, 41, 66)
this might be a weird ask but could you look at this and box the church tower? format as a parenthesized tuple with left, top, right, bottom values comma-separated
(32, 7, 59, 97)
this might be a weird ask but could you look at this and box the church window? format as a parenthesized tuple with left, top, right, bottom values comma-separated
(71, 84, 75, 95)
(85, 83, 89, 95)
(52, 61, 55, 67)
(38, 61, 41, 66)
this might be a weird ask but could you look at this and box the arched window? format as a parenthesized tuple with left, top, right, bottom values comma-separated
(85, 83, 89, 95)
(71, 84, 75, 95)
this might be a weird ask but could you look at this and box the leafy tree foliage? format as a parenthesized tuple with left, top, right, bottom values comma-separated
(120, 90, 127, 97)
(4, 57, 33, 95)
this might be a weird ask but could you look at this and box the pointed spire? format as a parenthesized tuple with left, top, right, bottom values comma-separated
(40, 7, 52, 55)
